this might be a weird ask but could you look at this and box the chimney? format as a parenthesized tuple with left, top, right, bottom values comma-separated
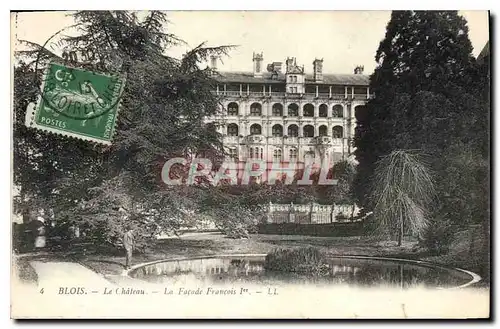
(313, 58, 323, 82)
(210, 55, 218, 70)
(285, 57, 295, 73)
(354, 65, 364, 74)
(253, 52, 264, 77)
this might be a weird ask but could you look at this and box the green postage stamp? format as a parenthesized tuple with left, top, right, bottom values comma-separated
(25, 62, 126, 145)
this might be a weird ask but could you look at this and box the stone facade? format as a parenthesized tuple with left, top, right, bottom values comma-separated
(208, 53, 371, 170)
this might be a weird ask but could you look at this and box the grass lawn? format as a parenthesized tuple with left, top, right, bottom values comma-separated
(77, 233, 418, 275)
(15, 231, 489, 287)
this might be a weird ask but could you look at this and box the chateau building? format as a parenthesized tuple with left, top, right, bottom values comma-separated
(207, 52, 371, 177)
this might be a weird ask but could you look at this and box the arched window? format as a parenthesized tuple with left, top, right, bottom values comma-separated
(289, 148, 298, 160)
(303, 104, 314, 117)
(319, 104, 328, 117)
(227, 102, 239, 116)
(288, 103, 299, 117)
(273, 149, 282, 161)
(332, 126, 343, 138)
(250, 124, 262, 135)
(272, 124, 283, 137)
(332, 105, 343, 118)
(303, 125, 314, 137)
(272, 103, 283, 116)
(287, 124, 299, 137)
(227, 123, 239, 136)
(250, 103, 262, 116)
(319, 125, 327, 136)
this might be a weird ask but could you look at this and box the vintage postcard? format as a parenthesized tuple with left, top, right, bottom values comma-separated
(11, 10, 490, 319)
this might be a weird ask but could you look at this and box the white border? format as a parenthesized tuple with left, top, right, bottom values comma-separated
(3, 1, 496, 10)
(3, 3, 495, 328)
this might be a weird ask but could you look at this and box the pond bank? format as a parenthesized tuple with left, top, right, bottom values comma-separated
(14, 233, 489, 287)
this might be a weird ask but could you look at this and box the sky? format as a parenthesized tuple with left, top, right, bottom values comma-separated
(12, 11, 489, 75)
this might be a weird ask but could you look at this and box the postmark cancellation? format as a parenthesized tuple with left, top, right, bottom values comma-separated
(25, 62, 126, 145)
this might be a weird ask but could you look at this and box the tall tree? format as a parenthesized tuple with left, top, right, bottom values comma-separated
(354, 10, 482, 207)
(14, 11, 234, 248)
(354, 11, 489, 258)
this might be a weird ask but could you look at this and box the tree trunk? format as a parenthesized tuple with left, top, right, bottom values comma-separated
(398, 215, 403, 247)
(22, 210, 30, 224)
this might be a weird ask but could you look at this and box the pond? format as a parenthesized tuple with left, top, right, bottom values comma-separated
(129, 255, 480, 289)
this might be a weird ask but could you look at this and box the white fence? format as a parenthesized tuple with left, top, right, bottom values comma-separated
(266, 202, 361, 224)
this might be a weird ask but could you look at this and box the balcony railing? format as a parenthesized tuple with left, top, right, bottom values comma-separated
(216, 91, 371, 100)
(222, 135, 348, 146)
(245, 135, 267, 144)
(300, 137, 315, 144)
(223, 135, 241, 144)
(223, 91, 241, 97)
(268, 136, 285, 144)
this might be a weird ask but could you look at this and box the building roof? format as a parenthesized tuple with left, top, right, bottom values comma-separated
(215, 71, 370, 86)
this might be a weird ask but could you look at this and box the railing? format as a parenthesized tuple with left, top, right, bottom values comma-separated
(300, 137, 316, 144)
(267, 136, 282, 145)
(245, 135, 266, 144)
(332, 138, 343, 146)
(221, 135, 347, 145)
(210, 113, 348, 119)
(222, 91, 241, 97)
(216, 91, 370, 100)
(284, 137, 299, 144)
(353, 93, 369, 99)
(223, 136, 241, 144)
(315, 136, 332, 145)
(267, 202, 361, 224)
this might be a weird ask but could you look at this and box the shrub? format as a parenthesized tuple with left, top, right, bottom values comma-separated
(336, 213, 348, 222)
(419, 219, 456, 255)
(264, 246, 328, 274)
(211, 204, 263, 239)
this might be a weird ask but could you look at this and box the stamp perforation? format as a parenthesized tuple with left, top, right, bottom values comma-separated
(25, 61, 126, 146)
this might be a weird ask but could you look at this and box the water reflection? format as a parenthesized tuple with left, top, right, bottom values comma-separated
(130, 256, 472, 289)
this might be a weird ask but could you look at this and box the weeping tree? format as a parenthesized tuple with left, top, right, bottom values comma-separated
(371, 150, 435, 246)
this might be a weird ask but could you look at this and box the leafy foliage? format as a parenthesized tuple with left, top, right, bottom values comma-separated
(265, 247, 328, 274)
(13, 11, 236, 247)
(354, 11, 484, 204)
(353, 11, 489, 256)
